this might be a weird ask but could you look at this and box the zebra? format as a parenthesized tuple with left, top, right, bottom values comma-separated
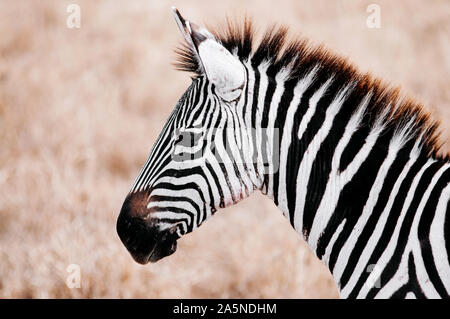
(116, 8, 450, 298)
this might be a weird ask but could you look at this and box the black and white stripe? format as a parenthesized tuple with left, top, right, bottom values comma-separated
(120, 9, 450, 298)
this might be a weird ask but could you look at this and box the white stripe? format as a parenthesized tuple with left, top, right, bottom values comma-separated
(405, 292, 416, 299)
(339, 155, 430, 296)
(323, 218, 346, 268)
(222, 106, 254, 200)
(294, 83, 353, 235)
(297, 74, 334, 140)
(429, 180, 450, 293)
(277, 67, 319, 219)
(132, 113, 177, 192)
(266, 67, 290, 198)
(308, 92, 374, 254)
(408, 163, 450, 298)
(373, 247, 410, 298)
(151, 211, 192, 223)
(356, 159, 437, 298)
(332, 106, 408, 283)
(241, 63, 261, 188)
(211, 104, 242, 204)
(254, 62, 271, 185)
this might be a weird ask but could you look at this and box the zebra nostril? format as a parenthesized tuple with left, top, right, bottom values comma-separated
(117, 190, 181, 264)
(117, 192, 156, 261)
(116, 212, 158, 264)
(117, 190, 153, 243)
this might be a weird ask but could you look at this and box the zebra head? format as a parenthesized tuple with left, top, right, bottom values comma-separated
(117, 8, 260, 264)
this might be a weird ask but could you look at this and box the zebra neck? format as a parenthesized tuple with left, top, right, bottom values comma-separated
(244, 63, 450, 296)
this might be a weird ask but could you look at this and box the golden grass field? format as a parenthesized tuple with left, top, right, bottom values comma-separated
(0, 0, 449, 298)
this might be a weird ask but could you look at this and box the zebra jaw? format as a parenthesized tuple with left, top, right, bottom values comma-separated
(171, 7, 245, 102)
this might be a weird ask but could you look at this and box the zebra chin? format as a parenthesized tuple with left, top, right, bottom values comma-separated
(116, 191, 179, 264)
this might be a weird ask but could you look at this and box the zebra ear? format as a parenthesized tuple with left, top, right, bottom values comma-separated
(171, 7, 245, 102)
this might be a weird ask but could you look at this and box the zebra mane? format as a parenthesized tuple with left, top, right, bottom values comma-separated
(174, 18, 447, 160)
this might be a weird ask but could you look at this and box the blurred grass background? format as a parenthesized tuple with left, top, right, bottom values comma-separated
(0, 0, 448, 298)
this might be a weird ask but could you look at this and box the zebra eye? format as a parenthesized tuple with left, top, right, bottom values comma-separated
(174, 129, 203, 147)
(174, 132, 190, 147)
(172, 128, 205, 162)
(174, 134, 183, 144)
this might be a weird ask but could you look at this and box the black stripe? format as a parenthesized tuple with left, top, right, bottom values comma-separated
(147, 206, 192, 232)
(325, 125, 391, 274)
(260, 66, 278, 193)
(334, 140, 414, 287)
(389, 252, 426, 298)
(249, 65, 261, 177)
(205, 161, 225, 209)
(338, 113, 371, 172)
(241, 65, 250, 119)
(223, 106, 245, 192)
(157, 168, 214, 225)
(416, 166, 450, 298)
(151, 182, 205, 221)
(363, 160, 442, 298)
(345, 154, 428, 298)
(302, 84, 362, 240)
(271, 79, 296, 205)
(286, 71, 333, 228)
(133, 106, 180, 190)
(446, 200, 450, 268)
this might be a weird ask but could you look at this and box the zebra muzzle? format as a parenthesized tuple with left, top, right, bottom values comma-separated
(116, 193, 179, 264)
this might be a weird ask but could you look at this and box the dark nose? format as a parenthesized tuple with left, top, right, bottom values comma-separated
(116, 193, 158, 264)
(116, 191, 178, 264)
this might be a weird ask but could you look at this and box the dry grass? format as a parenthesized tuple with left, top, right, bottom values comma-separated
(0, 0, 448, 298)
